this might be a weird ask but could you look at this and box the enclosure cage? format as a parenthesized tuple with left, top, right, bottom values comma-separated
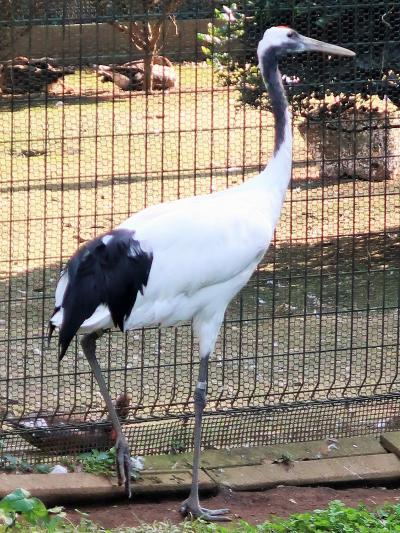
(0, 0, 399, 467)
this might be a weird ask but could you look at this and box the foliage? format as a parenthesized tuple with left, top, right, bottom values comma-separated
(78, 448, 142, 480)
(258, 500, 400, 532)
(0, 451, 33, 474)
(0, 442, 52, 475)
(34, 464, 52, 474)
(198, 4, 247, 85)
(78, 448, 117, 476)
(131, 502, 400, 532)
(198, 0, 400, 112)
(0, 488, 65, 530)
(1, 496, 400, 532)
(0, 444, 143, 480)
(272, 452, 294, 466)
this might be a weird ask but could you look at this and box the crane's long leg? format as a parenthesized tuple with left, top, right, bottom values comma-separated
(180, 354, 230, 521)
(81, 332, 132, 497)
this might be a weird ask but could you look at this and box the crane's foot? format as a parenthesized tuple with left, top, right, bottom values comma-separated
(180, 498, 231, 522)
(116, 435, 132, 498)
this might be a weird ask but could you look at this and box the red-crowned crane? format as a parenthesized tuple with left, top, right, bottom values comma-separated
(49, 27, 355, 521)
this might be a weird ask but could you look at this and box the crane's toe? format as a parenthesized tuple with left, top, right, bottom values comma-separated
(116, 435, 132, 498)
(180, 499, 231, 522)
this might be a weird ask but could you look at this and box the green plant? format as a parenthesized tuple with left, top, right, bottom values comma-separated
(259, 500, 400, 532)
(0, 446, 55, 475)
(34, 463, 52, 474)
(0, 488, 65, 530)
(0, 453, 33, 474)
(78, 447, 143, 480)
(1, 495, 400, 532)
(78, 448, 118, 476)
(198, 0, 400, 113)
(272, 452, 294, 466)
(198, 4, 247, 85)
(170, 436, 187, 454)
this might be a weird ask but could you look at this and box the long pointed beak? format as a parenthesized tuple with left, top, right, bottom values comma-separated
(299, 35, 355, 57)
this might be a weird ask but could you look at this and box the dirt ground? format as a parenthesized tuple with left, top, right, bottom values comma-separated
(66, 485, 400, 528)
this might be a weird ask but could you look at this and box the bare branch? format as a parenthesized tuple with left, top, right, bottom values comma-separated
(109, 20, 147, 50)
(169, 15, 178, 37)
(146, 22, 153, 45)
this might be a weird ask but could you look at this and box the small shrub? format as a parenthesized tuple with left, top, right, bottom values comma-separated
(1, 491, 400, 532)
(198, 0, 400, 114)
(0, 488, 65, 530)
(78, 447, 143, 480)
(78, 448, 118, 476)
(259, 500, 400, 532)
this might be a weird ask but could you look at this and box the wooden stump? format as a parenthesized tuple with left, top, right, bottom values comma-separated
(96, 56, 176, 92)
(297, 96, 400, 181)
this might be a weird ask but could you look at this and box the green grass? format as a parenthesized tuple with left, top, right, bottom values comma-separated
(134, 502, 400, 532)
(2, 491, 400, 532)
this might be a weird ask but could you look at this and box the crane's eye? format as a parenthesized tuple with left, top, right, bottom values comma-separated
(287, 31, 296, 39)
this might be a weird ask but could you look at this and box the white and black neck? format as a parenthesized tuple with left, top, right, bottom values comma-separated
(258, 45, 291, 156)
(256, 25, 355, 159)
(250, 25, 354, 196)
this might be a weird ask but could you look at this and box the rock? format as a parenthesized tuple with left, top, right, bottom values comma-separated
(50, 465, 68, 474)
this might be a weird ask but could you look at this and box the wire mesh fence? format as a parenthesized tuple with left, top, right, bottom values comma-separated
(0, 0, 399, 465)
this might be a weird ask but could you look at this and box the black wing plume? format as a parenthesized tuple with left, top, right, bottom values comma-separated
(58, 229, 153, 360)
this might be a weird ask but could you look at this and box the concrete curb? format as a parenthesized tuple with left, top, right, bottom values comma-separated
(0, 470, 216, 505)
(206, 453, 400, 491)
(0, 434, 397, 505)
(381, 432, 400, 457)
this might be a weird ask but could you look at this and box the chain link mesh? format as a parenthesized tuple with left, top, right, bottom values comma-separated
(0, 0, 399, 464)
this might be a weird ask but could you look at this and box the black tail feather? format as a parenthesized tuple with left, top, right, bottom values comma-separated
(56, 229, 153, 360)
(47, 306, 59, 347)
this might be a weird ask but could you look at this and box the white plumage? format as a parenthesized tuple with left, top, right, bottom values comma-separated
(49, 26, 355, 521)
(52, 153, 290, 339)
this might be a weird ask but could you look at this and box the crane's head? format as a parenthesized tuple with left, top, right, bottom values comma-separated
(257, 26, 355, 60)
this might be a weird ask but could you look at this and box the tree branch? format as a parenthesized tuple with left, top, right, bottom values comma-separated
(109, 20, 147, 50)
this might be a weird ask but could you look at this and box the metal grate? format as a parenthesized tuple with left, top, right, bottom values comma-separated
(0, 0, 399, 465)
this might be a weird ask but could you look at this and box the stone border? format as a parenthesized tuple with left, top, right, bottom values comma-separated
(0, 433, 399, 505)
